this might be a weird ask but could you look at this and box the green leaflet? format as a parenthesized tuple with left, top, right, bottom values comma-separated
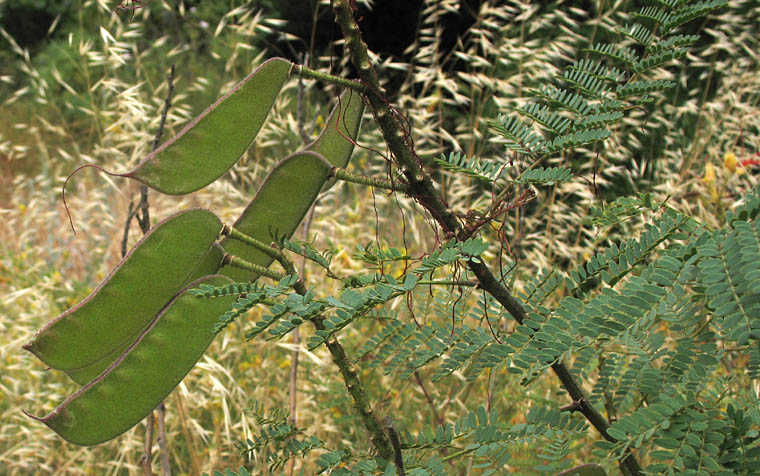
(64, 243, 225, 385)
(25, 275, 236, 446)
(555, 464, 607, 476)
(24, 209, 223, 371)
(219, 151, 333, 282)
(123, 58, 292, 195)
(306, 89, 364, 170)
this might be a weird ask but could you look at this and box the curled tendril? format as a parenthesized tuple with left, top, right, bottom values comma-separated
(115, 1, 152, 21)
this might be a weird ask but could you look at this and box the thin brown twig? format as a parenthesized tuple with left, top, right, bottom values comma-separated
(413, 371, 443, 426)
(140, 411, 154, 476)
(296, 52, 311, 144)
(157, 403, 170, 476)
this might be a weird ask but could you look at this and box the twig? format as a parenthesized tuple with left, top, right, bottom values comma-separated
(140, 64, 175, 234)
(295, 65, 368, 93)
(221, 253, 287, 281)
(140, 411, 154, 476)
(296, 52, 311, 144)
(384, 417, 406, 476)
(157, 403, 170, 476)
(413, 371, 443, 426)
(121, 201, 138, 257)
(330, 167, 410, 193)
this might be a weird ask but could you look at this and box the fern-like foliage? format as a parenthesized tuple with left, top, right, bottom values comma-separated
(697, 219, 760, 349)
(413, 238, 489, 276)
(363, 184, 758, 474)
(566, 209, 696, 291)
(281, 237, 335, 273)
(190, 275, 299, 333)
(513, 166, 573, 186)
(477, 0, 729, 174)
(352, 243, 411, 266)
(585, 192, 664, 229)
(433, 151, 507, 183)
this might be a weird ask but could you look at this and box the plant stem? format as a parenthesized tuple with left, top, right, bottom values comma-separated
(330, 167, 409, 193)
(221, 225, 287, 264)
(157, 403, 170, 476)
(330, 2, 643, 475)
(295, 64, 368, 93)
(140, 411, 154, 476)
(221, 254, 286, 281)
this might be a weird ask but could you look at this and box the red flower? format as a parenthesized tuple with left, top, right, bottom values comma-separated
(740, 155, 760, 168)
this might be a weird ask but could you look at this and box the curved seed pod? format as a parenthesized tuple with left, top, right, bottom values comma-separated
(64, 243, 225, 385)
(306, 89, 364, 170)
(123, 58, 292, 195)
(25, 275, 236, 446)
(220, 151, 332, 282)
(24, 209, 223, 371)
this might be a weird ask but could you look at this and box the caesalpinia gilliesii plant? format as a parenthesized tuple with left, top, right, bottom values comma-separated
(25, 1, 760, 475)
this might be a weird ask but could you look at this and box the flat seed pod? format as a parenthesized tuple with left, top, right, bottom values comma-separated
(220, 151, 332, 282)
(123, 58, 292, 195)
(24, 209, 223, 371)
(26, 275, 236, 446)
(306, 89, 364, 170)
(64, 243, 225, 385)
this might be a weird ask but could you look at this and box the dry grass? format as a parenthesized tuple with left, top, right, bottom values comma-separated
(1, 0, 759, 474)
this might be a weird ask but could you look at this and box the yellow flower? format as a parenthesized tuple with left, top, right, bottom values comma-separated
(724, 152, 738, 173)
(702, 163, 716, 184)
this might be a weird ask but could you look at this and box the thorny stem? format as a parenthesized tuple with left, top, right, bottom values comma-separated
(319, 321, 395, 462)
(221, 254, 286, 281)
(330, 167, 410, 193)
(330, 2, 643, 475)
(295, 64, 368, 93)
(385, 417, 406, 476)
(220, 225, 287, 264)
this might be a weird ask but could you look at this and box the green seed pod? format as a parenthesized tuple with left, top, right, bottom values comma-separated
(123, 58, 292, 195)
(63, 243, 225, 385)
(220, 151, 332, 282)
(24, 209, 223, 371)
(306, 89, 364, 170)
(25, 275, 236, 446)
